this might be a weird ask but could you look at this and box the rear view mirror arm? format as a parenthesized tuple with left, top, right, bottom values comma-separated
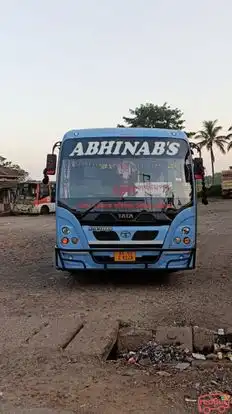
(42, 141, 61, 184)
(190, 142, 208, 205)
(52, 141, 61, 154)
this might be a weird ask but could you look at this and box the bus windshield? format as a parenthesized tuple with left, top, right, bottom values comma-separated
(58, 137, 193, 212)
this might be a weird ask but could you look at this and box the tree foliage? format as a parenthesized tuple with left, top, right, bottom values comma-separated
(194, 120, 229, 182)
(0, 156, 28, 181)
(227, 126, 232, 151)
(117, 102, 185, 130)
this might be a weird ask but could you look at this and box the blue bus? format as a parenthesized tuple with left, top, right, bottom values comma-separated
(42, 128, 207, 273)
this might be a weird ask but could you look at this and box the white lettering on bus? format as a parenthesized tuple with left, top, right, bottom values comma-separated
(121, 141, 140, 155)
(151, 141, 166, 155)
(112, 141, 123, 155)
(166, 142, 181, 155)
(69, 140, 181, 157)
(97, 141, 115, 155)
(69, 142, 84, 156)
(135, 141, 149, 155)
(85, 141, 99, 155)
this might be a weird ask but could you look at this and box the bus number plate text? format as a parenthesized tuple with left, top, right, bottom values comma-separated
(114, 252, 136, 262)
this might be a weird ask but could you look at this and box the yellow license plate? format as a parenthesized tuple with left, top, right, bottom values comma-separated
(114, 252, 136, 262)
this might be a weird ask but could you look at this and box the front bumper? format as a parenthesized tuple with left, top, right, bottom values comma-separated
(55, 246, 196, 271)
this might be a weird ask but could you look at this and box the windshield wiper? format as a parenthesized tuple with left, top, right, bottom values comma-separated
(79, 198, 147, 219)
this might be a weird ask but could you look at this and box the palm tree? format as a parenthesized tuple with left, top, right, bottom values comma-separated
(194, 120, 229, 183)
(227, 126, 232, 151)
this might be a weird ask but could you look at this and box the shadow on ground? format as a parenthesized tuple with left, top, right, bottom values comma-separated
(56, 269, 185, 288)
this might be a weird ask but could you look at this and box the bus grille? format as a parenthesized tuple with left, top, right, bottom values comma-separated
(133, 230, 158, 240)
(93, 231, 118, 241)
(93, 230, 159, 242)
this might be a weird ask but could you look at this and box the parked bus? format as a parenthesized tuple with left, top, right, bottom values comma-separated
(221, 167, 232, 198)
(12, 181, 56, 215)
(42, 128, 207, 273)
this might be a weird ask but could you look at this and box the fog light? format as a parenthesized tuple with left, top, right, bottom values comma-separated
(71, 237, 79, 244)
(174, 237, 181, 244)
(183, 237, 191, 245)
(61, 237, 69, 244)
(182, 227, 190, 234)
(62, 226, 70, 235)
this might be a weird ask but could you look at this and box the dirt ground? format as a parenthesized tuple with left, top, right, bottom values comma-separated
(1, 199, 232, 413)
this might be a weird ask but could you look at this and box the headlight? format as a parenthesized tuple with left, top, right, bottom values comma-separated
(181, 227, 190, 234)
(62, 226, 71, 235)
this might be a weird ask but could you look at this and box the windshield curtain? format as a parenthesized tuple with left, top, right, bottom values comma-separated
(58, 137, 193, 211)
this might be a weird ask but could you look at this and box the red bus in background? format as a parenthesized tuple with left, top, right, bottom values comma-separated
(12, 181, 56, 215)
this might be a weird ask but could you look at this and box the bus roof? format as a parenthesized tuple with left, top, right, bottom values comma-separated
(63, 128, 187, 141)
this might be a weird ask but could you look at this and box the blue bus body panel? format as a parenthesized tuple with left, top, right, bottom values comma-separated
(62, 128, 187, 141)
(55, 127, 196, 272)
(55, 206, 196, 271)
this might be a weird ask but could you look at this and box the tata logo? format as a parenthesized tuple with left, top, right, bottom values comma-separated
(117, 213, 134, 220)
(120, 231, 131, 239)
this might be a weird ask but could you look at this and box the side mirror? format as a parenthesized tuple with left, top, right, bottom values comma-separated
(193, 158, 204, 180)
(193, 158, 209, 205)
(46, 154, 57, 175)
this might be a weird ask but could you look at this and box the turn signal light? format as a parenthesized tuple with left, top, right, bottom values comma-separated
(61, 237, 69, 245)
(183, 237, 191, 245)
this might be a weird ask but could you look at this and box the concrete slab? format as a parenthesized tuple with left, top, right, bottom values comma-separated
(193, 326, 215, 352)
(66, 317, 119, 361)
(0, 316, 48, 354)
(117, 327, 153, 353)
(28, 314, 83, 350)
(155, 326, 193, 351)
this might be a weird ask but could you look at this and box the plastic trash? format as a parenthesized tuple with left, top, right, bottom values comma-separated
(128, 357, 137, 364)
(192, 353, 206, 360)
(217, 351, 223, 360)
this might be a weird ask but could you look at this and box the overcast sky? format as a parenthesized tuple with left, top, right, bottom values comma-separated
(1, 0, 232, 178)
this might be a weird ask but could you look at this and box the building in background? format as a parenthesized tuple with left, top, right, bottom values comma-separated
(0, 166, 22, 214)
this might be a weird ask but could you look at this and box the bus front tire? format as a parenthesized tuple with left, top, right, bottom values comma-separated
(40, 205, 50, 215)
